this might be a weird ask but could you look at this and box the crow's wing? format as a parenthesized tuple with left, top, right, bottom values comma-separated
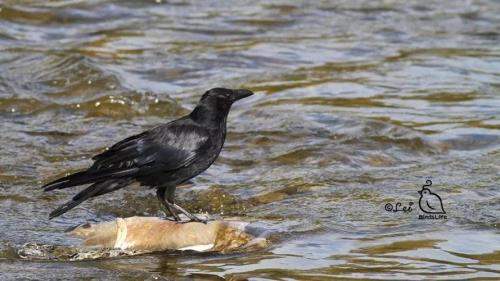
(43, 118, 210, 191)
(92, 121, 209, 171)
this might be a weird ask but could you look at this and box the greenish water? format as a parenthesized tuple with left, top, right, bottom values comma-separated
(1, 0, 499, 280)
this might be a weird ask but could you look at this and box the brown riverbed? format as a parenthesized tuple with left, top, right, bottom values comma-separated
(1, 0, 499, 280)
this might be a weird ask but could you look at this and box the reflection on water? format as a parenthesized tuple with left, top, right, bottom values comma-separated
(0, 0, 499, 279)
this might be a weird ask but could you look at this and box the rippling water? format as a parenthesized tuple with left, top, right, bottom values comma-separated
(1, 0, 500, 279)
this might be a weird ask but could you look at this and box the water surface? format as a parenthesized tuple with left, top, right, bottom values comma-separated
(1, 0, 499, 280)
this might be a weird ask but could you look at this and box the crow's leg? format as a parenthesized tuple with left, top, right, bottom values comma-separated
(172, 203, 207, 224)
(156, 186, 181, 221)
(165, 187, 207, 224)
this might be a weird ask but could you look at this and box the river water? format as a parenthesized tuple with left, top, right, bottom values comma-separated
(1, 0, 499, 280)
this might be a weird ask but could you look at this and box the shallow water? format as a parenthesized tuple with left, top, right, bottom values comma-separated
(1, 0, 500, 280)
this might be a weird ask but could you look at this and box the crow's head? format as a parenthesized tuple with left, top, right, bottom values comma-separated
(191, 88, 253, 124)
(197, 87, 253, 113)
(200, 88, 253, 106)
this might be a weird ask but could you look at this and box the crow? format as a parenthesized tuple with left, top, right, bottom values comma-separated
(42, 88, 253, 222)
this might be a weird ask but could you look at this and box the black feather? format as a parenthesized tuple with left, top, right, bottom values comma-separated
(49, 180, 108, 219)
(42, 168, 139, 191)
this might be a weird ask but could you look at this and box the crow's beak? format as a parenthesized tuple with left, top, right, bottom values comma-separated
(232, 89, 254, 102)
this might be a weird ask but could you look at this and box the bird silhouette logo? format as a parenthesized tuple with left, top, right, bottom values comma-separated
(418, 180, 446, 214)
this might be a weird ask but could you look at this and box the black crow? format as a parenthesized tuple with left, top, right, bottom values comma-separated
(42, 88, 254, 222)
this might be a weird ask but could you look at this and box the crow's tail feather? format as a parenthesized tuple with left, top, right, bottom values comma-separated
(48, 179, 130, 219)
(42, 168, 138, 192)
(42, 171, 88, 191)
